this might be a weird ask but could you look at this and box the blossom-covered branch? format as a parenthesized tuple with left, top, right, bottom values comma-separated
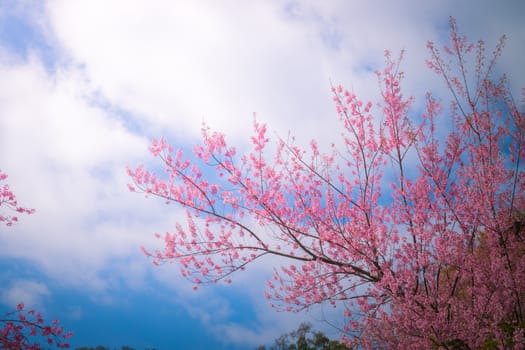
(0, 303, 72, 349)
(0, 169, 35, 227)
(129, 18, 524, 348)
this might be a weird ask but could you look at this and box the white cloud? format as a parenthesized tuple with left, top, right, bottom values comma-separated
(1, 279, 50, 309)
(44, 1, 346, 144)
(42, 0, 525, 152)
(0, 54, 160, 292)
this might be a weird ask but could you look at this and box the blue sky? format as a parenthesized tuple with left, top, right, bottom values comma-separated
(0, 1, 524, 349)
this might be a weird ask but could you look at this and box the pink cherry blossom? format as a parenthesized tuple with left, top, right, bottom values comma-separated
(0, 303, 72, 349)
(0, 169, 35, 227)
(129, 18, 524, 349)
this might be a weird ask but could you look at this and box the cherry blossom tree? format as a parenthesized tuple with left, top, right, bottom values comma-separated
(128, 18, 524, 349)
(1, 170, 73, 349)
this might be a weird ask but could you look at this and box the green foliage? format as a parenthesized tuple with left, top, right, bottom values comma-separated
(257, 323, 352, 350)
(430, 320, 525, 349)
(478, 321, 525, 350)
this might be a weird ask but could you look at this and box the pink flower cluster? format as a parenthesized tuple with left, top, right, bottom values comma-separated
(0, 170, 35, 227)
(0, 303, 72, 349)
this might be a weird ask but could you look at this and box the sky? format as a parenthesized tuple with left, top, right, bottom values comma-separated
(0, 1, 524, 349)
